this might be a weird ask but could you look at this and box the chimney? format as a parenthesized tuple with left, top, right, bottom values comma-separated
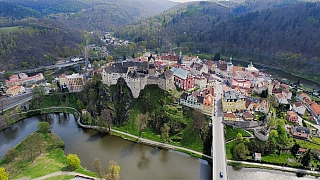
(210, 86, 214, 96)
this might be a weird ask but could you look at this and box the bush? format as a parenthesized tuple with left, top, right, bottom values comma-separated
(67, 153, 81, 170)
(2, 148, 19, 163)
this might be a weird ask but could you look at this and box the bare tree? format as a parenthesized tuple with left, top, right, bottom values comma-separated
(160, 123, 170, 142)
(92, 158, 105, 179)
(101, 108, 112, 131)
(106, 160, 120, 180)
(135, 112, 150, 137)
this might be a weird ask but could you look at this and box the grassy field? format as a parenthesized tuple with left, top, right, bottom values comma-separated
(262, 153, 300, 166)
(0, 131, 97, 179)
(45, 175, 75, 180)
(226, 140, 240, 159)
(225, 125, 251, 141)
(296, 139, 320, 149)
(0, 26, 20, 33)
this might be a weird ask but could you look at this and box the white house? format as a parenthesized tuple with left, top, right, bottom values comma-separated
(282, 89, 292, 100)
(275, 93, 289, 104)
(292, 101, 306, 115)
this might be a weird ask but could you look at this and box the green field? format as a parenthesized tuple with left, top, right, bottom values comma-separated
(0, 26, 20, 33)
(225, 125, 251, 141)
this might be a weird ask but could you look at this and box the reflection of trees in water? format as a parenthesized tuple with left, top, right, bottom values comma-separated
(86, 131, 108, 142)
(160, 149, 168, 164)
(57, 113, 69, 125)
(137, 145, 150, 170)
(40, 114, 54, 124)
(137, 152, 150, 170)
(119, 142, 136, 158)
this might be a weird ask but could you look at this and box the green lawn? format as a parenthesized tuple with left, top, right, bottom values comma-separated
(311, 137, 320, 145)
(0, 26, 20, 32)
(226, 140, 240, 159)
(45, 175, 75, 180)
(225, 125, 251, 141)
(296, 139, 320, 149)
(262, 153, 299, 166)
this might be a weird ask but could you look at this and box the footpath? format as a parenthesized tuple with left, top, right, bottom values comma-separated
(111, 129, 212, 159)
(19, 171, 99, 180)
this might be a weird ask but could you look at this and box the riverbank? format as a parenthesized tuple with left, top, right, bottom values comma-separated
(0, 129, 97, 179)
(227, 160, 320, 177)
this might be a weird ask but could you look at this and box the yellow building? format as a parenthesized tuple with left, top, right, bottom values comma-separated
(6, 86, 25, 96)
(222, 90, 246, 113)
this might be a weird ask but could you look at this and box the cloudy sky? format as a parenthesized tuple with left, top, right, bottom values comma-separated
(170, 0, 202, 2)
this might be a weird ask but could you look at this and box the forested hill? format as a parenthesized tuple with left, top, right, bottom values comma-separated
(0, 0, 178, 70)
(0, 2, 42, 20)
(115, 1, 320, 83)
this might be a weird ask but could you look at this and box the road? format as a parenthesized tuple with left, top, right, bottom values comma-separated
(212, 80, 228, 180)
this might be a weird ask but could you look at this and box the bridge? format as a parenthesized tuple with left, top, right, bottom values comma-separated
(212, 80, 228, 180)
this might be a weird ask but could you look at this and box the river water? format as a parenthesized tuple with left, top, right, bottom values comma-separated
(0, 113, 318, 180)
(231, 60, 320, 90)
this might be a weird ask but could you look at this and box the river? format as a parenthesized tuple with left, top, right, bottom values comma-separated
(231, 60, 320, 90)
(0, 113, 317, 180)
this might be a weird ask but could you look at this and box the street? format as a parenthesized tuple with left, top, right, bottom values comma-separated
(212, 81, 228, 180)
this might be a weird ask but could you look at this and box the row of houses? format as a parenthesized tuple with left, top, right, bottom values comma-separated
(179, 86, 215, 115)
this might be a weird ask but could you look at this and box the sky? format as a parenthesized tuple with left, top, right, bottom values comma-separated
(170, 0, 202, 2)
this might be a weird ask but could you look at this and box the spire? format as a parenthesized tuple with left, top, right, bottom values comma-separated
(229, 55, 233, 63)
(249, 61, 253, 67)
(178, 51, 183, 64)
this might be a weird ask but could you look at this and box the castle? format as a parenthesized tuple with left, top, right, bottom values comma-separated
(101, 61, 175, 98)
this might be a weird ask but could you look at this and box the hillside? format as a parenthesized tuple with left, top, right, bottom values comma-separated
(115, 1, 320, 83)
(0, 0, 177, 70)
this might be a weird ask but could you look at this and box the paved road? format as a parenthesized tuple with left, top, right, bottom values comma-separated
(212, 81, 228, 180)
(228, 160, 320, 176)
(2, 96, 32, 112)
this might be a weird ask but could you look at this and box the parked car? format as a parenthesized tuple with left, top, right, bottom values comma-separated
(219, 172, 223, 178)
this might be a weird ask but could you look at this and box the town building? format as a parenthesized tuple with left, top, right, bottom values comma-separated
(291, 126, 310, 140)
(245, 62, 259, 74)
(286, 111, 298, 123)
(6, 86, 26, 96)
(64, 73, 85, 92)
(292, 101, 306, 115)
(222, 90, 246, 113)
(170, 67, 194, 90)
(190, 62, 208, 75)
(223, 113, 237, 121)
(5, 73, 44, 87)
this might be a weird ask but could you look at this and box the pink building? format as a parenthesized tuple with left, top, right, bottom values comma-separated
(170, 67, 194, 90)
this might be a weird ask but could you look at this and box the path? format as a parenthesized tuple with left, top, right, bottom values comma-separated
(19, 171, 99, 180)
(228, 160, 320, 176)
(111, 129, 212, 159)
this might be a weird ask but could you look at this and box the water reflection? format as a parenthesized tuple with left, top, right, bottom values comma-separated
(119, 142, 136, 158)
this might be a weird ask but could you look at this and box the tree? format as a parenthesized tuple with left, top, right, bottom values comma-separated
(101, 109, 112, 131)
(237, 132, 243, 140)
(233, 142, 249, 160)
(0, 167, 9, 180)
(192, 110, 206, 133)
(32, 85, 46, 108)
(92, 158, 105, 179)
(301, 149, 311, 167)
(213, 53, 220, 61)
(291, 143, 300, 156)
(77, 99, 85, 111)
(93, 60, 99, 69)
(67, 153, 81, 170)
(268, 130, 279, 145)
(160, 123, 170, 142)
(44, 70, 53, 83)
(106, 160, 120, 180)
(23, 133, 43, 162)
(136, 113, 150, 137)
(3, 70, 13, 79)
(3, 148, 19, 163)
(37, 122, 50, 133)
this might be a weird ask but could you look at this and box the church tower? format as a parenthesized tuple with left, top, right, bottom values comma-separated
(178, 51, 183, 65)
(227, 55, 233, 72)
